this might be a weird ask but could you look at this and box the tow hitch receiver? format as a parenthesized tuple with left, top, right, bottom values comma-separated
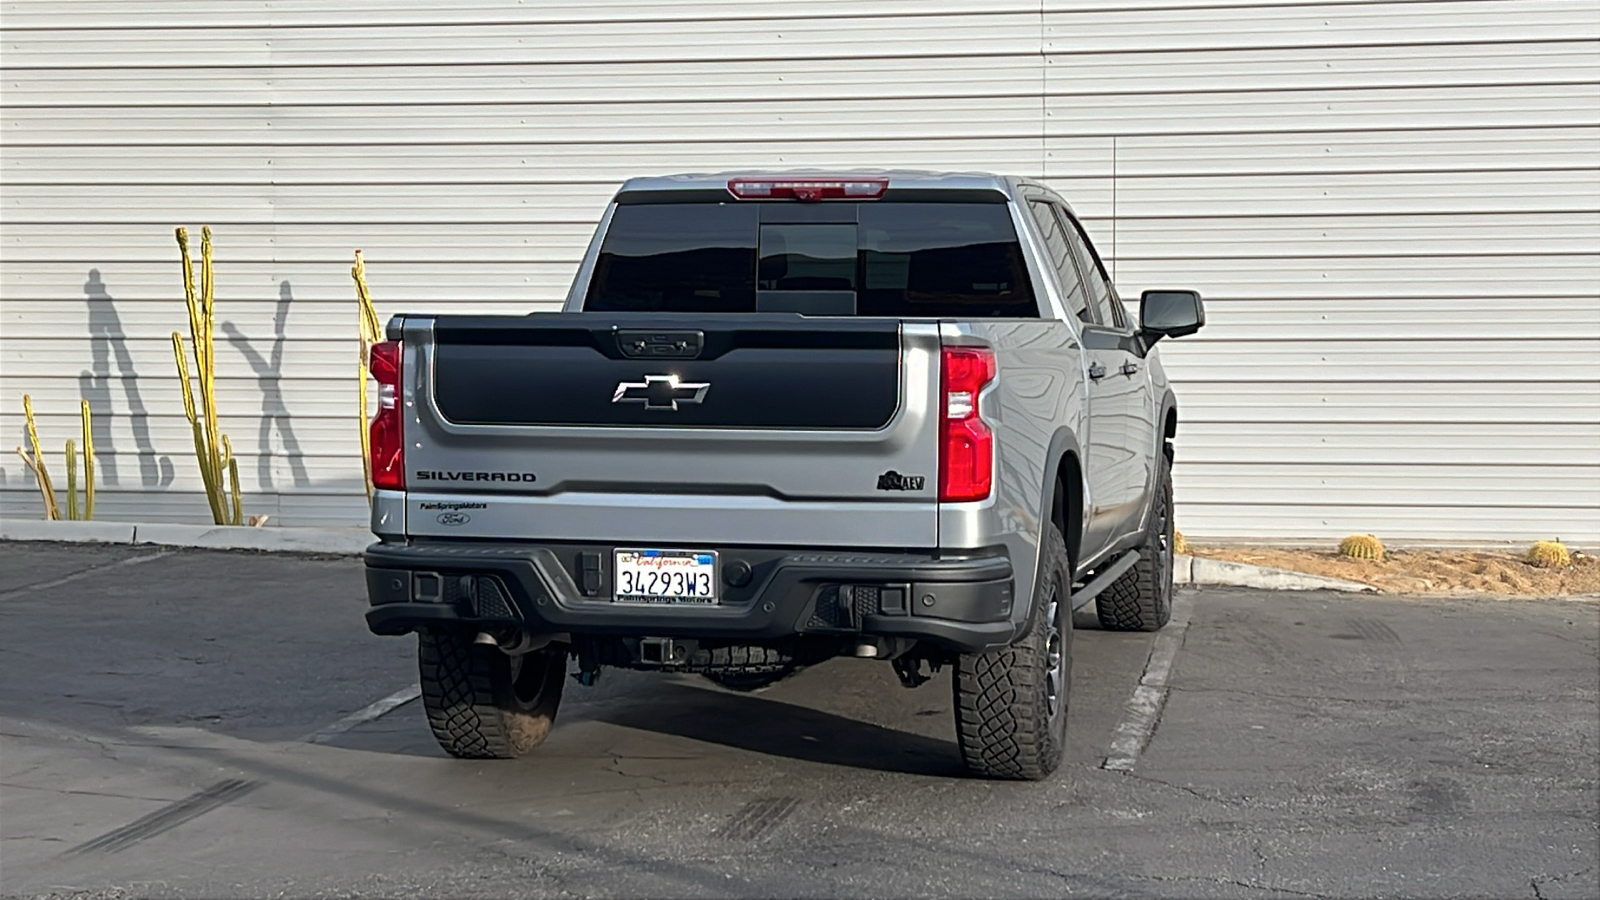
(637, 637, 690, 666)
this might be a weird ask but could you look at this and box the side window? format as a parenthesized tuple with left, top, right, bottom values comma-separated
(1059, 210, 1126, 329)
(1025, 200, 1096, 324)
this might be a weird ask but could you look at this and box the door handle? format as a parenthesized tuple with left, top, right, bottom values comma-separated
(1088, 362, 1107, 381)
(1121, 361, 1140, 376)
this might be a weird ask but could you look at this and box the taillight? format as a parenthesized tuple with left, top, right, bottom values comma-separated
(368, 340, 405, 491)
(727, 177, 888, 201)
(939, 346, 997, 502)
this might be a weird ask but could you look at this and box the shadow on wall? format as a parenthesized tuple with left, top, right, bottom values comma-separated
(78, 268, 176, 489)
(221, 280, 309, 490)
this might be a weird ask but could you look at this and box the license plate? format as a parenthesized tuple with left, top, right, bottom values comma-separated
(613, 549, 718, 604)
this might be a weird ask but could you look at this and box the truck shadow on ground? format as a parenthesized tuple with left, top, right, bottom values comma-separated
(591, 681, 965, 777)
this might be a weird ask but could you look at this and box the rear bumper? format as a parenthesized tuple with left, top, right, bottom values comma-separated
(363, 539, 1017, 654)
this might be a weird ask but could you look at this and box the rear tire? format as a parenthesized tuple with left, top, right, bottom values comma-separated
(418, 629, 565, 759)
(952, 524, 1072, 780)
(1097, 449, 1175, 632)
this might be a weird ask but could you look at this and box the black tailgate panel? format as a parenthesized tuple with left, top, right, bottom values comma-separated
(431, 314, 901, 429)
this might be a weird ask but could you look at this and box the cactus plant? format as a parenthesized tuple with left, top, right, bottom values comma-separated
(353, 249, 383, 501)
(224, 434, 243, 527)
(15, 395, 95, 521)
(65, 439, 79, 520)
(16, 394, 61, 520)
(1526, 540, 1571, 569)
(172, 226, 243, 525)
(1338, 533, 1385, 561)
(81, 399, 95, 520)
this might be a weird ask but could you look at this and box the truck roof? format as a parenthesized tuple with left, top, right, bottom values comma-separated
(617, 169, 1019, 195)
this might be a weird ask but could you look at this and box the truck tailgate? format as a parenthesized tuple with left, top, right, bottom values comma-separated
(399, 313, 941, 547)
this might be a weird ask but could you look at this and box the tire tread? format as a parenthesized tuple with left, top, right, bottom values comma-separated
(1096, 454, 1175, 633)
(418, 629, 561, 759)
(952, 526, 1070, 781)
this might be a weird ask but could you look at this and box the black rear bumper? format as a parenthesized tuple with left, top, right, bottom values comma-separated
(364, 540, 1018, 654)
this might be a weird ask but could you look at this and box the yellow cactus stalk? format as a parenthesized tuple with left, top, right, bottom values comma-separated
(1526, 540, 1571, 569)
(173, 332, 224, 523)
(174, 226, 244, 525)
(224, 434, 243, 526)
(1338, 533, 1385, 561)
(21, 394, 60, 520)
(81, 400, 95, 520)
(353, 249, 382, 501)
(14, 448, 49, 518)
(65, 439, 79, 521)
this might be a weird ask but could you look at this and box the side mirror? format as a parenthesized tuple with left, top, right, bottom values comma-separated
(1140, 289, 1204, 344)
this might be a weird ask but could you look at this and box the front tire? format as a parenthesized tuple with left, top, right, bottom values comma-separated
(418, 629, 565, 759)
(952, 524, 1072, 780)
(1097, 448, 1175, 632)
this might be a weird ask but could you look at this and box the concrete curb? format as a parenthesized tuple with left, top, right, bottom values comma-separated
(1176, 553, 1378, 593)
(1, 520, 1379, 590)
(0, 519, 137, 544)
(0, 519, 372, 555)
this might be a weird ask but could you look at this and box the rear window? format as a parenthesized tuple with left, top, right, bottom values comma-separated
(584, 201, 1039, 318)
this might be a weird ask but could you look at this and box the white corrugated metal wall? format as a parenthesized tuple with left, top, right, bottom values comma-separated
(2, 0, 1597, 542)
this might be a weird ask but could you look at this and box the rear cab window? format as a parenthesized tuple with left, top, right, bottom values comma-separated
(585, 198, 1040, 318)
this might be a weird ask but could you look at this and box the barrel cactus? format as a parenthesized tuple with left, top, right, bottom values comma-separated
(1338, 533, 1385, 561)
(1526, 540, 1571, 569)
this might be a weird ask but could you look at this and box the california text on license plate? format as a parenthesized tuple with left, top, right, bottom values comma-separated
(613, 549, 718, 604)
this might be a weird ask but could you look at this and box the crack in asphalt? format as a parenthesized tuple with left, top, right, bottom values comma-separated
(2, 728, 217, 757)
(0, 782, 176, 803)
(1168, 684, 1412, 705)
(607, 756, 673, 785)
(1171, 683, 1600, 711)
(79, 736, 120, 762)
(1531, 868, 1598, 900)
(1114, 771, 1248, 809)
(1127, 872, 1333, 898)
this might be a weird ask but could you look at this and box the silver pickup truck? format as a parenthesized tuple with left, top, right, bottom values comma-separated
(362, 171, 1205, 780)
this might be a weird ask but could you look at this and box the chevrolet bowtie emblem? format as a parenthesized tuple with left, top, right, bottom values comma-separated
(612, 374, 710, 411)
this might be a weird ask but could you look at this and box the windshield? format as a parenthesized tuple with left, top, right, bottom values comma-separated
(584, 201, 1039, 318)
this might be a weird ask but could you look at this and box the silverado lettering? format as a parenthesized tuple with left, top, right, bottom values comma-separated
(415, 471, 535, 483)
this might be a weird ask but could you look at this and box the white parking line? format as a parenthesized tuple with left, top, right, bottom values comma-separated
(303, 685, 422, 744)
(1103, 592, 1194, 772)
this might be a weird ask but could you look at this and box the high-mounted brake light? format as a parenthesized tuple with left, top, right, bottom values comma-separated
(939, 346, 997, 503)
(368, 340, 405, 491)
(727, 177, 888, 201)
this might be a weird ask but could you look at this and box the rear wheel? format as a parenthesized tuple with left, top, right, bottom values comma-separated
(1097, 449, 1175, 632)
(418, 629, 565, 759)
(952, 524, 1072, 780)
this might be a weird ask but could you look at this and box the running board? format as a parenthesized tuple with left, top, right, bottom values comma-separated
(1068, 551, 1140, 611)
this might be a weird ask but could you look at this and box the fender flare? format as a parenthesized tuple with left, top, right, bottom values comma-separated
(1012, 426, 1087, 635)
(1157, 389, 1179, 454)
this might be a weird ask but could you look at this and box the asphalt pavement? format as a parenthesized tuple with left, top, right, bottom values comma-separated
(1, 542, 1595, 899)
